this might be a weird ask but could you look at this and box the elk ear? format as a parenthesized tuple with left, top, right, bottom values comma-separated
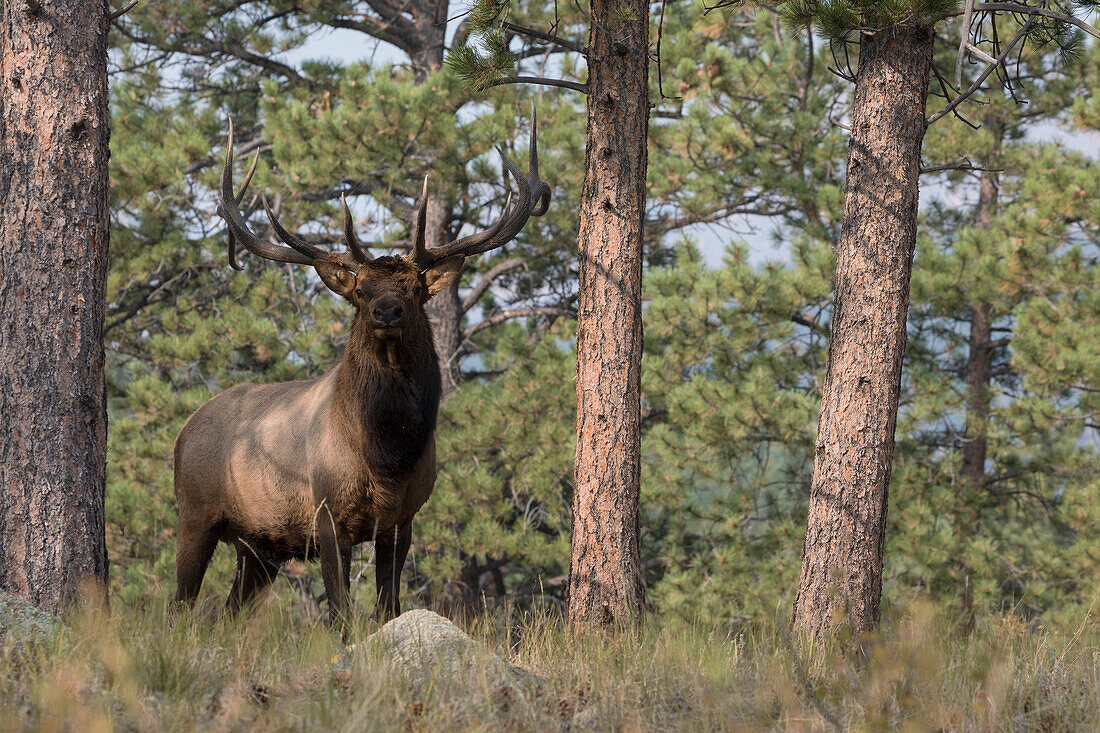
(423, 256, 465, 297)
(314, 261, 357, 299)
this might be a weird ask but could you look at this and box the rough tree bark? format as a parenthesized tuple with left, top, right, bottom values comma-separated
(791, 25, 934, 637)
(0, 0, 111, 610)
(402, 0, 463, 400)
(424, 195, 463, 398)
(568, 0, 649, 634)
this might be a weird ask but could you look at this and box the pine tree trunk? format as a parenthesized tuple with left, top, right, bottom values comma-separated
(411, 2, 462, 399)
(959, 133, 1001, 629)
(961, 167, 999, 487)
(568, 0, 649, 634)
(0, 0, 110, 610)
(424, 194, 462, 398)
(791, 26, 933, 638)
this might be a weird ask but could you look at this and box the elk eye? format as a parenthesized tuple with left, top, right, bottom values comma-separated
(354, 288, 363, 298)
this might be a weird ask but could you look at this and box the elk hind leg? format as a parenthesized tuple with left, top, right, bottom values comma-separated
(226, 546, 280, 615)
(174, 518, 218, 607)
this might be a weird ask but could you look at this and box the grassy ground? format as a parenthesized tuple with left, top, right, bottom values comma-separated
(1, 587, 1097, 731)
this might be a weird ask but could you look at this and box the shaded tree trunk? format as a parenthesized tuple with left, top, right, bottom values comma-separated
(791, 25, 934, 638)
(961, 166, 999, 487)
(568, 0, 649, 635)
(0, 0, 110, 610)
(959, 125, 1001, 630)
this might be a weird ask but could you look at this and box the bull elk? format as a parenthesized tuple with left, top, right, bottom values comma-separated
(173, 115, 550, 623)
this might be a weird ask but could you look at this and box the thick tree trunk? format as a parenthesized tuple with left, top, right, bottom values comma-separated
(412, 4, 462, 399)
(791, 26, 933, 638)
(407, 0, 449, 84)
(424, 195, 462, 398)
(568, 0, 649, 634)
(0, 0, 110, 610)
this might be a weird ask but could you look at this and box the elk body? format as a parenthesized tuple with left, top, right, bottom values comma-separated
(173, 118, 549, 623)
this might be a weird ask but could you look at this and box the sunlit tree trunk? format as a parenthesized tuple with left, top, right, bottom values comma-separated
(792, 25, 934, 637)
(0, 0, 110, 610)
(568, 0, 649, 634)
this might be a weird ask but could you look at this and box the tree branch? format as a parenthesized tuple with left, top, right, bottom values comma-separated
(921, 161, 1003, 174)
(927, 17, 1034, 126)
(108, 0, 139, 22)
(461, 257, 530, 312)
(936, 3, 1100, 41)
(501, 21, 586, 54)
(485, 75, 589, 94)
(463, 305, 577, 338)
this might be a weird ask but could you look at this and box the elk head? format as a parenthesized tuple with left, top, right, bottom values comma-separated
(216, 114, 550, 345)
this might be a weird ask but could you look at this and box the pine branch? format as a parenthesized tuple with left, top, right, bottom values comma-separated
(485, 75, 589, 94)
(955, 0, 979, 89)
(920, 160, 1004, 174)
(109, 0, 139, 22)
(500, 20, 586, 54)
(116, 26, 316, 90)
(464, 305, 577, 338)
(935, 3, 1100, 40)
(927, 17, 1035, 126)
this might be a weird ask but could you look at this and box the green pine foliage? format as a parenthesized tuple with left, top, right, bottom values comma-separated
(780, 0, 959, 39)
(94, 0, 1100, 636)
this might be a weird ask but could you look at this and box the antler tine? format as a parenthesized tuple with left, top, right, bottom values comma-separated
(528, 102, 539, 184)
(415, 111, 551, 268)
(228, 192, 261, 271)
(527, 104, 551, 216)
(261, 194, 347, 266)
(340, 193, 372, 264)
(236, 151, 259, 206)
(411, 175, 432, 268)
(218, 118, 314, 267)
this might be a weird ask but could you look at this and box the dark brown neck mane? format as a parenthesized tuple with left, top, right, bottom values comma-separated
(336, 311, 442, 480)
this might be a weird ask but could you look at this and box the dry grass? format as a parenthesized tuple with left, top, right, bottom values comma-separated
(1, 589, 1097, 731)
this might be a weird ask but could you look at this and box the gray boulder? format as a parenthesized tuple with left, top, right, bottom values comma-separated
(335, 609, 540, 697)
(0, 589, 60, 646)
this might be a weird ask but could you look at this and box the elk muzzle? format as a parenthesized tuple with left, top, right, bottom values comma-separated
(372, 296, 405, 336)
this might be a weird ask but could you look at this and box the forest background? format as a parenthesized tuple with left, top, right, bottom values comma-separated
(104, 0, 1100, 632)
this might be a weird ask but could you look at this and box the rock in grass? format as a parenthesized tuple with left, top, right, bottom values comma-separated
(0, 590, 61, 647)
(334, 609, 540, 697)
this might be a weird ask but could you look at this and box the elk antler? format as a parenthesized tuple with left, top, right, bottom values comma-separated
(411, 104, 552, 270)
(218, 119, 370, 271)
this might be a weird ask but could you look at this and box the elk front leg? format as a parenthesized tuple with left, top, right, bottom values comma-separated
(374, 522, 411, 622)
(317, 505, 352, 627)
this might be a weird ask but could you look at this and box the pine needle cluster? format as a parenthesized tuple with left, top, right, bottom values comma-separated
(779, 0, 959, 40)
(446, 30, 516, 92)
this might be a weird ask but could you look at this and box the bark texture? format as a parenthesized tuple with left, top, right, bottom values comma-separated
(424, 194, 462, 398)
(791, 26, 933, 637)
(568, 0, 649, 634)
(406, 3, 462, 400)
(0, 0, 111, 610)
